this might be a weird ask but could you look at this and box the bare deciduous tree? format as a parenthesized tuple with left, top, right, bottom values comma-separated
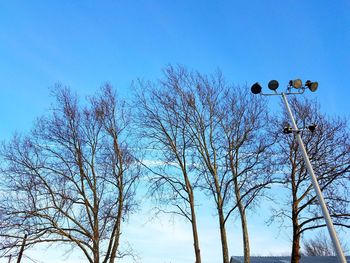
(135, 74, 202, 263)
(273, 97, 350, 263)
(145, 66, 275, 263)
(220, 87, 276, 263)
(0, 85, 140, 263)
(303, 231, 348, 256)
(136, 66, 232, 263)
(175, 69, 232, 263)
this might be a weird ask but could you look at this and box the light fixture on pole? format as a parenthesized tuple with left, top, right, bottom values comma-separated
(308, 123, 317, 132)
(250, 79, 346, 263)
(251, 82, 262, 94)
(289, 79, 303, 89)
(305, 80, 319, 92)
(268, 80, 279, 91)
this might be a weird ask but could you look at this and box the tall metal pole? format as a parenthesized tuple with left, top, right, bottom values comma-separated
(281, 92, 346, 263)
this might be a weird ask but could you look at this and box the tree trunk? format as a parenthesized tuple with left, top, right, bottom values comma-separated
(186, 174, 202, 263)
(93, 235, 100, 263)
(109, 189, 123, 263)
(231, 158, 250, 263)
(291, 224, 301, 263)
(240, 207, 250, 263)
(109, 132, 124, 263)
(93, 195, 100, 263)
(213, 169, 229, 263)
(218, 207, 230, 263)
(190, 196, 202, 263)
(291, 174, 301, 263)
(16, 234, 27, 263)
(291, 198, 301, 263)
(236, 192, 250, 263)
(94, 250, 100, 263)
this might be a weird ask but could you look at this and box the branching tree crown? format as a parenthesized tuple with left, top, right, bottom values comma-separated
(0, 85, 140, 263)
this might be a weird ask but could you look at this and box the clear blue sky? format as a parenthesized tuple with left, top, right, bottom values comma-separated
(0, 1, 349, 262)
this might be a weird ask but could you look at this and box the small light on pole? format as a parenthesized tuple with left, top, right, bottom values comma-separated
(305, 80, 318, 92)
(251, 82, 262, 94)
(283, 125, 293, 134)
(289, 79, 303, 89)
(268, 80, 279, 91)
(308, 124, 317, 132)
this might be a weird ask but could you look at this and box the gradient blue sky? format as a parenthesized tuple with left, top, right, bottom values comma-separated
(0, 1, 349, 262)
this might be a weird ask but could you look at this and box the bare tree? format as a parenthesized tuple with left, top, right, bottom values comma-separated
(0, 85, 140, 263)
(135, 66, 232, 263)
(164, 67, 232, 263)
(273, 97, 350, 263)
(134, 74, 202, 263)
(151, 67, 275, 263)
(220, 87, 276, 263)
(303, 231, 348, 256)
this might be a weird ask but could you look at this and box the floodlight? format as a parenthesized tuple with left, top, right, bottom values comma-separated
(305, 80, 318, 92)
(283, 125, 293, 134)
(251, 82, 262, 94)
(289, 79, 303, 89)
(268, 80, 279, 91)
(308, 124, 317, 132)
